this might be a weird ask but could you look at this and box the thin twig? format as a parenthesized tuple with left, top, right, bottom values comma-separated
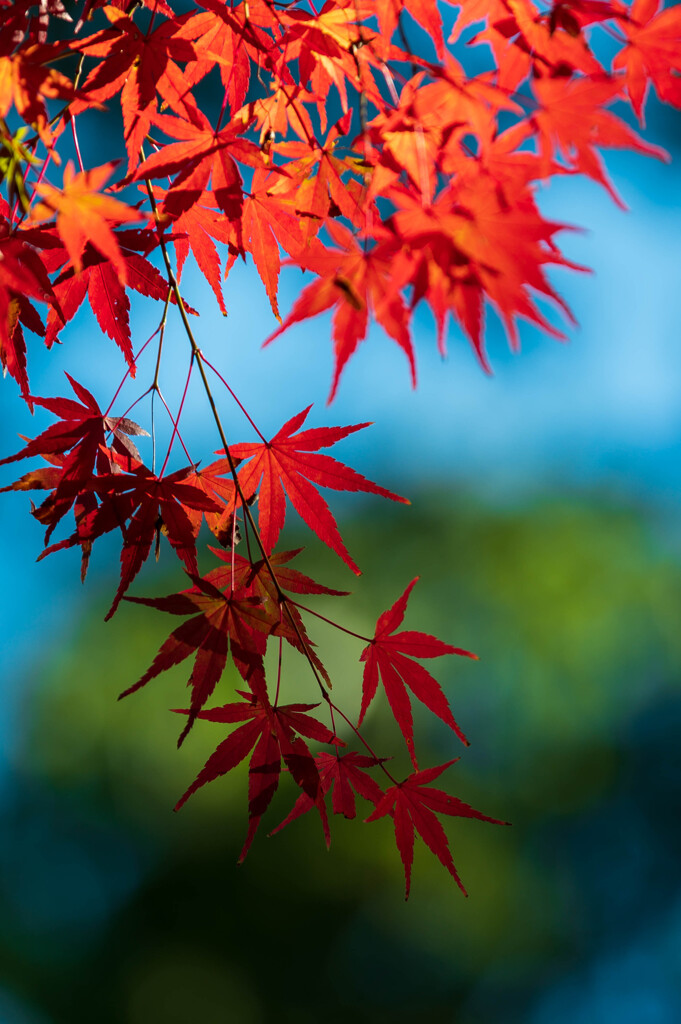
(292, 601, 371, 643)
(143, 173, 334, 703)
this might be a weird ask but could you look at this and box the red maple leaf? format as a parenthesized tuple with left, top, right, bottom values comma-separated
(44, 230, 180, 368)
(40, 452, 223, 617)
(265, 221, 414, 401)
(244, 84, 317, 146)
(613, 0, 681, 123)
(385, 176, 581, 367)
(375, 0, 446, 57)
(122, 571, 288, 743)
(241, 171, 305, 320)
(0, 374, 146, 537)
(0, 461, 63, 499)
(271, 749, 385, 847)
(547, 0, 628, 36)
(174, 6, 252, 112)
(510, 74, 668, 207)
(0, 211, 54, 404)
(174, 692, 340, 860)
(359, 578, 477, 765)
(273, 1, 389, 112)
(0, 41, 76, 143)
(133, 105, 262, 219)
(471, 0, 603, 93)
(157, 190, 238, 316)
(225, 406, 409, 574)
(205, 546, 349, 686)
(270, 113, 363, 223)
(179, 460, 240, 544)
(448, 0, 510, 43)
(71, 7, 201, 171)
(365, 759, 508, 898)
(31, 162, 143, 284)
(106, 459, 227, 619)
(206, 546, 349, 601)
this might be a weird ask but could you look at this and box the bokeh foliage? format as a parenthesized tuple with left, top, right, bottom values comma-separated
(2, 489, 680, 1022)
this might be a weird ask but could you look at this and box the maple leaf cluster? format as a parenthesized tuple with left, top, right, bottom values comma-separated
(0, 0, 678, 895)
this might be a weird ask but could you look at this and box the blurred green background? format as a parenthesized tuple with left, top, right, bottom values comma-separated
(2, 490, 681, 1023)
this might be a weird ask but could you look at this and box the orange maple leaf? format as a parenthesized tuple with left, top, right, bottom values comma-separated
(514, 75, 668, 207)
(0, 43, 75, 144)
(613, 0, 681, 123)
(31, 162, 142, 284)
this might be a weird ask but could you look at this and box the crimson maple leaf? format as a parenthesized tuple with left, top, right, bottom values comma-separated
(365, 759, 508, 898)
(122, 571, 289, 743)
(0, 1, 71, 49)
(271, 750, 385, 847)
(0, 230, 52, 404)
(178, 460, 240, 544)
(0, 461, 62, 499)
(39, 453, 223, 617)
(174, 693, 340, 860)
(206, 547, 349, 601)
(359, 578, 477, 765)
(205, 546, 349, 686)
(225, 406, 409, 574)
(547, 0, 628, 36)
(0, 373, 147, 538)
